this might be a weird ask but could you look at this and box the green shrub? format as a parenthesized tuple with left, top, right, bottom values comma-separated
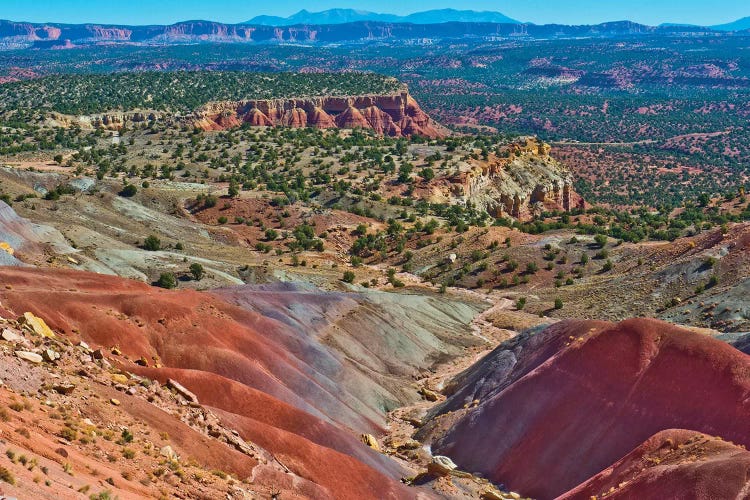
(143, 235, 161, 251)
(119, 184, 137, 197)
(156, 273, 177, 289)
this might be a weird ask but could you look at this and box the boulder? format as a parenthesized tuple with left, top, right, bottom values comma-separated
(15, 350, 43, 364)
(481, 490, 506, 500)
(167, 378, 199, 404)
(20, 312, 55, 338)
(53, 383, 76, 395)
(42, 348, 60, 363)
(160, 445, 178, 461)
(360, 433, 381, 452)
(419, 387, 441, 402)
(428, 455, 458, 476)
(1, 329, 25, 343)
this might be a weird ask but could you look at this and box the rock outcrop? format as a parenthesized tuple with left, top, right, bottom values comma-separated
(441, 137, 583, 220)
(48, 110, 167, 129)
(46, 91, 444, 137)
(192, 91, 446, 137)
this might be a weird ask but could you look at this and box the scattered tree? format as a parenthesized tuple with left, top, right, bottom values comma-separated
(189, 263, 204, 281)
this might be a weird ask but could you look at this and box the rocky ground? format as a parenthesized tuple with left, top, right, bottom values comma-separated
(0, 312, 284, 499)
(0, 120, 747, 499)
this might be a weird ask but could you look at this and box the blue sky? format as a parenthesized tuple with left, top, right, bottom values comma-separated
(2, 0, 748, 26)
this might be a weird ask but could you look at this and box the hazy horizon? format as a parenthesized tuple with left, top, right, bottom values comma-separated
(1, 1, 748, 27)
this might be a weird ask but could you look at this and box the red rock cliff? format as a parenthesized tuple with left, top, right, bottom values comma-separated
(192, 91, 447, 138)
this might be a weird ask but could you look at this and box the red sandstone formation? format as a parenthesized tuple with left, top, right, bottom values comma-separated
(428, 318, 750, 499)
(335, 105, 371, 129)
(559, 429, 750, 500)
(308, 106, 336, 128)
(193, 92, 447, 137)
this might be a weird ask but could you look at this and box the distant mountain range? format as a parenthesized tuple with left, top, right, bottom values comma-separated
(711, 16, 750, 31)
(246, 9, 750, 31)
(660, 17, 750, 31)
(245, 8, 521, 26)
(0, 13, 748, 51)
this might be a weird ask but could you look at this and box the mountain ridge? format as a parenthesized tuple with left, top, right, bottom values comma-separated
(0, 18, 723, 49)
(711, 16, 750, 31)
(244, 8, 521, 26)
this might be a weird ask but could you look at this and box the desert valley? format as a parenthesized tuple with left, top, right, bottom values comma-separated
(0, 5, 747, 500)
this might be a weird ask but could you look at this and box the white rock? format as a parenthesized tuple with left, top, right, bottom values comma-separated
(160, 445, 178, 461)
(1, 329, 24, 343)
(15, 350, 43, 364)
(428, 455, 458, 476)
(167, 378, 198, 404)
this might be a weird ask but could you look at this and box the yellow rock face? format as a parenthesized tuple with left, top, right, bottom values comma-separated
(22, 312, 56, 338)
(360, 433, 381, 452)
(0, 242, 14, 255)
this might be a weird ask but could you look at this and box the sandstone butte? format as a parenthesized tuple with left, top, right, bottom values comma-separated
(426, 318, 750, 499)
(191, 91, 448, 137)
(51, 91, 447, 138)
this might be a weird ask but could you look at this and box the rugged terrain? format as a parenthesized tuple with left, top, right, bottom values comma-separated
(0, 126, 747, 498)
(4, 33, 750, 206)
(0, 261, 747, 499)
(0, 42, 748, 498)
(450, 137, 583, 219)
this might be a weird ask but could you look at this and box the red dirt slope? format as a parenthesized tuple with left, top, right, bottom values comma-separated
(559, 429, 750, 500)
(430, 318, 750, 499)
(0, 267, 413, 500)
